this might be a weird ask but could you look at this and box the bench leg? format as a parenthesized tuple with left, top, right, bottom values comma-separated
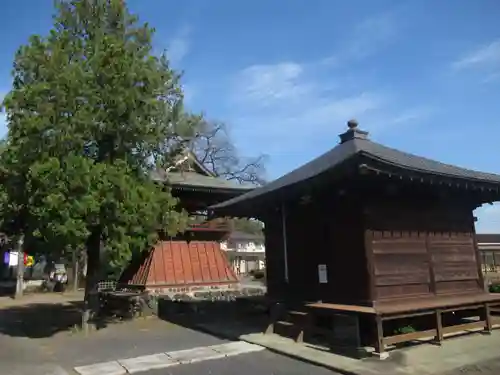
(374, 315, 387, 359)
(435, 309, 443, 345)
(265, 302, 281, 335)
(294, 313, 311, 343)
(484, 303, 493, 334)
(295, 328, 304, 343)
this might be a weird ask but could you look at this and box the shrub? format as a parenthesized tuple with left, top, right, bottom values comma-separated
(253, 270, 265, 280)
(394, 325, 416, 335)
(489, 284, 500, 293)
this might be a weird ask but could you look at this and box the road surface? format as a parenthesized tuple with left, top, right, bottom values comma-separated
(140, 350, 338, 375)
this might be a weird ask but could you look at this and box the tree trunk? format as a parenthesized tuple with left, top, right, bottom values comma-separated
(14, 235, 25, 299)
(72, 250, 79, 293)
(82, 229, 101, 334)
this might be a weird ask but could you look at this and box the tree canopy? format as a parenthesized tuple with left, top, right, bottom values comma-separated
(0, 0, 266, 320)
(0, 0, 194, 319)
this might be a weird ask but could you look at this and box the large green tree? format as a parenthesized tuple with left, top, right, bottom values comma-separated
(1, 0, 191, 328)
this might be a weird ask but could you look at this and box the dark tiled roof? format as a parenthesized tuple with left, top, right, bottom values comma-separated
(150, 170, 254, 192)
(211, 127, 500, 211)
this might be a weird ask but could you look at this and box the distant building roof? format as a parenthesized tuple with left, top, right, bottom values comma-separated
(227, 231, 264, 241)
(150, 150, 255, 193)
(151, 170, 254, 192)
(477, 234, 500, 244)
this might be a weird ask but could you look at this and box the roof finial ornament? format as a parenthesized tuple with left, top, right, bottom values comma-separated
(347, 119, 358, 130)
(338, 118, 369, 144)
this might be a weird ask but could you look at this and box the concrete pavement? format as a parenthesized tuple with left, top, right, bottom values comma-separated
(139, 350, 340, 375)
(74, 341, 266, 375)
(197, 320, 500, 375)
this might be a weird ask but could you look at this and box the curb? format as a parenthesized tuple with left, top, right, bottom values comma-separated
(74, 341, 265, 375)
(194, 324, 375, 375)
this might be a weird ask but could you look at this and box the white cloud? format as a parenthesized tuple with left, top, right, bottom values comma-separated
(226, 12, 430, 157)
(452, 39, 500, 71)
(234, 62, 310, 104)
(229, 55, 434, 156)
(369, 106, 435, 132)
(230, 61, 393, 153)
(167, 25, 192, 66)
(345, 13, 398, 60)
(310, 13, 398, 69)
(290, 92, 384, 128)
(475, 203, 500, 233)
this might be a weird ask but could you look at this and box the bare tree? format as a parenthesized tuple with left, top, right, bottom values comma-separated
(189, 118, 267, 185)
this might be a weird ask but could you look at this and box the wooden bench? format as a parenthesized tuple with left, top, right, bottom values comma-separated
(304, 295, 500, 358)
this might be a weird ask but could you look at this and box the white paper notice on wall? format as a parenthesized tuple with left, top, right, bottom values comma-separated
(318, 264, 328, 284)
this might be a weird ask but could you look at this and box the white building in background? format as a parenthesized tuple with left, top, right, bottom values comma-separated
(221, 231, 265, 275)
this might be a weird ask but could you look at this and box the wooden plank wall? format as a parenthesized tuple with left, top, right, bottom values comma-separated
(285, 202, 323, 302)
(429, 232, 480, 294)
(368, 205, 483, 301)
(371, 231, 432, 299)
(325, 204, 369, 305)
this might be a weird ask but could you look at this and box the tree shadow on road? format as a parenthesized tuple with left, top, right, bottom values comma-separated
(0, 301, 85, 338)
(157, 295, 269, 342)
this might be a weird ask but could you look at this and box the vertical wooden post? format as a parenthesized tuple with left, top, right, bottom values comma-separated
(364, 229, 376, 304)
(426, 233, 437, 294)
(281, 203, 289, 283)
(266, 302, 282, 335)
(375, 315, 385, 357)
(435, 309, 443, 345)
(484, 303, 493, 334)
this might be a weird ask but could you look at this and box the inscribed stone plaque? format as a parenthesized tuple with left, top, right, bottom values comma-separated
(332, 314, 361, 347)
(318, 264, 328, 284)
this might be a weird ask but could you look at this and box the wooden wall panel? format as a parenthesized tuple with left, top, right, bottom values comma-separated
(428, 234, 481, 292)
(376, 284, 431, 299)
(367, 203, 484, 301)
(436, 280, 479, 293)
(371, 233, 432, 299)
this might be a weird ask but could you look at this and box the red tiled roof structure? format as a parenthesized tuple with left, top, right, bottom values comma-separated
(121, 240, 238, 290)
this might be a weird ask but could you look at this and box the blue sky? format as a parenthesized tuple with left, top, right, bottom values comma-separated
(1, 0, 500, 232)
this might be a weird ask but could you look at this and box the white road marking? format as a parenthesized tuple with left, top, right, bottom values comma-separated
(73, 341, 265, 375)
(118, 353, 177, 374)
(74, 360, 126, 375)
(210, 341, 265, 356)
(167, 346, 226, 364)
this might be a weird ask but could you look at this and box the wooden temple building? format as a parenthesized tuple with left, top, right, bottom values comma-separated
(210, 120, 500, 356)
(119, 151, 253, 294)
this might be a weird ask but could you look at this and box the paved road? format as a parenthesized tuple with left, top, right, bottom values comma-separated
(141, 350, 338, 375)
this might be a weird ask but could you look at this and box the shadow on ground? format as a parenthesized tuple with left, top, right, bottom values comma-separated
(157, 296, 269, 342)
(0, 286, 14, 297)
(0, 301, 85, 338)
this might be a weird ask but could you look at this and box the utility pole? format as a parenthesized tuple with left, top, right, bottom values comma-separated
(14, 235, 25, 299)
